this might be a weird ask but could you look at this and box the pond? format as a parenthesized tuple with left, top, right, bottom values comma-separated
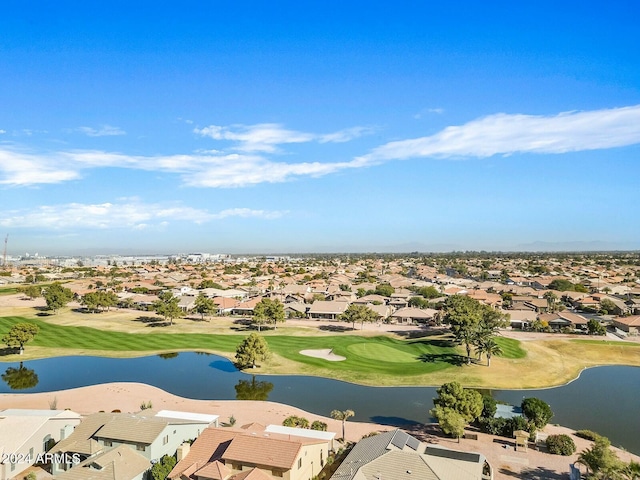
(2, 353, 638, 454)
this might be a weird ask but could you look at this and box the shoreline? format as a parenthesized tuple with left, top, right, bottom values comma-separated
(2, 347, 640, 391)
(1, 382, 639, 480)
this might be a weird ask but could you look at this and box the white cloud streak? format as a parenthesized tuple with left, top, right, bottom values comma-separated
(369, 105, 640, 161)
(77, 125, 126, 137)
(2, 105, 640, 189)
(193, 123, 374, 152)
(0, 201, 286, 230)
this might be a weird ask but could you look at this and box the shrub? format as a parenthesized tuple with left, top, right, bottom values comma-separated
(311, 421, 328, 431)
(575, 429, 601, 441)
(283, 415, 310, 428)
(546, 434, 576, 455)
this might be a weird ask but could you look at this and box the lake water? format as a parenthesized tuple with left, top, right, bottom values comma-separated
(2, 353, 638, 454)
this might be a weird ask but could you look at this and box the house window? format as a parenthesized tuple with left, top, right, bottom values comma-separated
(272, 470, 283, 477)
(136, 444, 146, 451)
(104, 440, 112, 447)
(298, 458, 302, 469)
(163, 435, 169, 445)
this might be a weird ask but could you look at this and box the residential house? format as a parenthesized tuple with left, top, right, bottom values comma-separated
(330, 429, 491, 480)
(232, 297, 265, 316)
(0, 409, 82, 480)
(504, 310, 537, 329)
(168, 427, 331, 480)
(54, 444, 150, 480)
(538, 312, 589, 331)
(389, 307, 438, 324)
(50, 411, 215, 475)
(283, 302, 308, 318)
(612, 315, 640, 335)
(307, 301, 348, 320)
(352, 294, 388, 305)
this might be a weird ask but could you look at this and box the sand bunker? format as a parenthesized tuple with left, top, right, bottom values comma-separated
(299, 348, 346, 361)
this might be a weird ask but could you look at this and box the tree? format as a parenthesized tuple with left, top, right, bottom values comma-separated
(577, 436, 624, 477)
(235, 333, 270, 369)
(432, 381, 483, 423)
(408, 296, 430, 309)
(443, 296, 482, 364)
(521, 397, 553, 429)
(150, 454, 177, 480)
(600, 298, 618, 315)
(339, 304, 378, 330)
(194, 293, 216, 321)
(253, 298, 285, 331)
(23, 285, 41, 300)
(374, 283, 395, 297)
(43, 282, 73, 314)
(330, 409, 355, 440)
(587, 319, 607, 336)
(1, 363, 38, 390)
(543, 291, 558, 312)
(2, 323, 39, 354)
(431, 406, 466, 442)
(475, 337, 502, 366)
(153, 291, 182, 325)
(234, 376, 274, 400)
(415, 286, 441, 299)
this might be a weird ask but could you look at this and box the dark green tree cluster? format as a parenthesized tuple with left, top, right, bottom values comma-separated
(283, 415, 310, 428)
(339, 304, 378, 330)
(443, 295, 509, 365)
(546, 434, 576, 456)
(194, 293, 217, 321)
(235, 333, 270, 369)
(252, 298, 285, 331)
(153, 291, 182, 325)
(81, 291, 118, 313)
(2, 323, 39, 354)
(577, 435, 640, 478)
(430, 382, 483, 441)
(43, 283, 74, 314)
(150, 454, 176, 480)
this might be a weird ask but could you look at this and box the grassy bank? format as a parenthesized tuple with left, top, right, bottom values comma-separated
(1, 315, 638, 388)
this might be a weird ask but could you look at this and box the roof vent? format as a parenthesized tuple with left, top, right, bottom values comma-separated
(407, 470, 411, 474)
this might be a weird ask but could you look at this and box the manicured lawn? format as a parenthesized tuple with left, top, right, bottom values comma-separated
(0, 287, 19, 296)
(495, 336, 527, 359)
(0, 316, 462, 381)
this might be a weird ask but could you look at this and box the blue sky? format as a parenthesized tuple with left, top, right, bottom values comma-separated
(1, 1, 639, 255)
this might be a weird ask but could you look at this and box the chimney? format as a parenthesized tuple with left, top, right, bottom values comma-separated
(176, 443, 190, 462)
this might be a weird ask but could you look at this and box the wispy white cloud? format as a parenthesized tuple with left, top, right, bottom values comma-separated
(0, 201, 287, 230)
(3, 106, 640, 189)
(372, 104, 640, 161)
(77, 125, 126, 137)
(0, 129, 6, 134)
(414, 107, 444, 119)
(194, 123, 374, 152)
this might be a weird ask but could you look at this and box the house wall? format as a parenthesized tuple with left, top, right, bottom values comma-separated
(0, 416, 81, 480)
(147, 423, 210, 461)
(227, 443, 329, 480)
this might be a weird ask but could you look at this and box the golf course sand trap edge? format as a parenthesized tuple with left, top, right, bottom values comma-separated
(299, 349, 346, 361)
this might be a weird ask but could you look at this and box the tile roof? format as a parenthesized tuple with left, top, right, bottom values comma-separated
(55, 444, 149, 480)
(222, 435, 302, 470)
(194, 460, 231, 480)
(169, 429, 240, 479)
(93, 415, 168, 444)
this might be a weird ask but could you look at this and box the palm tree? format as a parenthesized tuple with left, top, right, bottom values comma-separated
(476, 338, 503, 367)
(330, 409, 355, 441)
(543, 291, 558, 313)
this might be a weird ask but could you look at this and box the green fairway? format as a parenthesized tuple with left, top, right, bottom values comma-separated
(495, 336, 527, 359)
(0, 316, 465, 383)
(347, 342, 423, 363)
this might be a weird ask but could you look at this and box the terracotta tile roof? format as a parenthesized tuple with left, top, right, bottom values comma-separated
(194, 460, 231, 480)
(230, 468, 273, 480)
(169, 429, 241, 479)
(55, 444, 150, 480)
(222, 435, 302, 470)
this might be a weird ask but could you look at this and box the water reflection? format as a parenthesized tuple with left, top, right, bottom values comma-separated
(2, 362, 39, 390)
(235, 376, 274, 401)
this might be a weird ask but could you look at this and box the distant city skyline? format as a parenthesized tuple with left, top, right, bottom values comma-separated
(1, 2, 639, 255)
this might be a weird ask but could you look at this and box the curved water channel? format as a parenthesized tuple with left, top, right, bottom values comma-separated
(2, 353, 638, 454)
